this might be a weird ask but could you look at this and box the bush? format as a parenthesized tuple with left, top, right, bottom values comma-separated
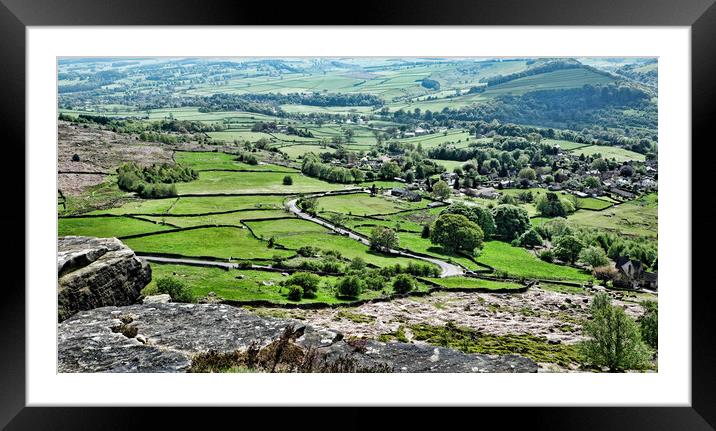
(296, 246, 319, 257)
(364, 274, 386, 291)
(321, 257, 343, 274)
(156, 277, 194, 303)
(348, 257, 367, 271)
(282, 272, 320, 298)
(72, 153, 80, 162)
(579, 293, 651, 371)
(336, 276, 363, 298)
(287, 285, 303, 301)
(392, 274, 415, 294)
(283, 175, 293, 185)
(538, 249, 555, 263)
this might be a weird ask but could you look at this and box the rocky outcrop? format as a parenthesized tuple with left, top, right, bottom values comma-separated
(58, 303, 538, 373)
(58, 236, 151, 322)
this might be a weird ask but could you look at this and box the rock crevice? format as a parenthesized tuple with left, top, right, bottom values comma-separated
(58, 236, 151, 322)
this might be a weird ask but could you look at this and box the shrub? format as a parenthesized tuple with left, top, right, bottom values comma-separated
(364, 274, 386, 291)
(287, 285, 303, 301)
(348, 257, 367, 271)
(71, 153, 80, 162)
(297, 246, 319, 257)
(335, 276, 363, 298)
(538, 249, 555, 263)
(579, 293, 652, 371)
(283, 175, 293, 185)
(156, 277, 194, 303)
(282, 272, 320, 298)
(392, 274, 415, 294)
(321, 257, 343, 274)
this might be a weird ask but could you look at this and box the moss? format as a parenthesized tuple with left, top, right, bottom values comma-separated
(378, 325, 409, 343)
(335, 310, 376, 324)
(409, 322, 581, 367)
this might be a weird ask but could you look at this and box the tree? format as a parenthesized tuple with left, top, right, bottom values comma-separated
(283, 175, 293, 185)
(516, 229, 543, 248)
(492, 205, 530, 240)
(591, 157, 608, 172)
(430, 214, 484, 254)
(432, 180, 452, 201)
(71, 153, 80, 162)
(583, 176, 601, 189)
(392, 274, 415, 294)
(639, 301, 658, 350)
(579, 245, 609, 268)
(518, 167, 536, 181)
(379, 161, 401, 180)
(579, 293, 652, 371)
(536, 192, 568, 217)
(297, 197, 318, 216)
(369, 226, 399, 252)
(336, 275, 363, 298)
(554, 235, 585, 264)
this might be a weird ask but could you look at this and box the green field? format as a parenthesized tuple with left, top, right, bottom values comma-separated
(568, 193, 657, 237)
(139, 210, 291, 228)
(124, 226, 293, 260)
(245, 218, 431, 268)
(569, 145, 646, 162)
(280, 144, 337, 160)
(175, 171, 350, 195)
(59, 216, 172, 238)
(175, 151, 298, 172)
(317, 193, 427, 216)
(476, 241, 592, 282)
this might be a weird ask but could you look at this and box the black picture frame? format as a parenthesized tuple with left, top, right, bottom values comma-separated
(1, 0, 712, 429)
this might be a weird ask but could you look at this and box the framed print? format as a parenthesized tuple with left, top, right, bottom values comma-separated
(2, 0, 714, 429)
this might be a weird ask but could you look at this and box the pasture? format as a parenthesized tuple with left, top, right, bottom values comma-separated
(567, 193, 657, 237)
(569, 145, 646, 162)
(316, 193, 427, 216)
(174, 171, 350, 195)
(476, 241, 592, 282)
(123, 226, 293, 260)
(58, 216, 172, 238)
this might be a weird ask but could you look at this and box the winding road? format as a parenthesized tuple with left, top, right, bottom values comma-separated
(138, 190, 465, 278)
(286, 193, 464, 278)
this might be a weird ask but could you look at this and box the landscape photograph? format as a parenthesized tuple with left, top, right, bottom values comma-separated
(56, 56, 658, 374)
